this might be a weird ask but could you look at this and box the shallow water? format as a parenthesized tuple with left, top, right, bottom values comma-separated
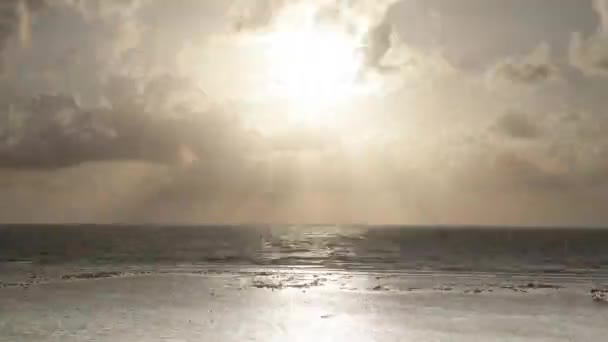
(1, 273, 607, 342)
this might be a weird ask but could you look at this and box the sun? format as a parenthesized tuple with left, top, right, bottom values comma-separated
(264, 24, 364, 120)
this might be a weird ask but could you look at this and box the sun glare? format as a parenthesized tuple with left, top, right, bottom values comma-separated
(264, 25, 364, 118)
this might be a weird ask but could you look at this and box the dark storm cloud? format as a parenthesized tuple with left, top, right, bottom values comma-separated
(492, 111, 542, 140)
(0, 74, 256, 169)
(0, 97, 177, 169)
(0, 94, 121, 169)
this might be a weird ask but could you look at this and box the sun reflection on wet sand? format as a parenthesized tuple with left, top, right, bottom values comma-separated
(3, 270, 606, 342)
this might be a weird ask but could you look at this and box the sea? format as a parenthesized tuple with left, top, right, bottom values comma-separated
(1, 224, 608, 276)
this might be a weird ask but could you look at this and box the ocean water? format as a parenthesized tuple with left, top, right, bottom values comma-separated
(1, 225, 608, 275)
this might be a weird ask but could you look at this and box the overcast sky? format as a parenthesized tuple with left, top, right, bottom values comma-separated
(2, 0, 608, 225)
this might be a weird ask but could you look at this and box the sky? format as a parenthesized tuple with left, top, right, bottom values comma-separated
(1, 0, 608, 225)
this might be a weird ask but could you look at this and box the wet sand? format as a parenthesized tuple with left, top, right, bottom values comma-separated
(1, 270, 607, 342)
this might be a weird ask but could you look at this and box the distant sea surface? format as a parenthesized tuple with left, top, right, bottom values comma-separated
(1, 225, 608, 277)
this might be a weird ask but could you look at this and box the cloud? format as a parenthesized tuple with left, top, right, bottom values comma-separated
(492, 111, 542, 140)
(569, 0, 608, 76)
(381, 37, 459, 81)
(3, 0, 608, 225)
(489, 152, 572, 191)
(0, 0, 142, 61)
(231, 0, 397, 30)
(0, 74, 256, 169)
(231, 0, 284, 32)
(481, 106, 608, 194)
(0, 1, 260, 170)
(230, 0, 400, 70)
(0, 0, 46, 54)
(0, 95, 171, 169)
(64, 0, 146, 19)
(0, 0, 149, 105)
(362, 17, 392, 69)
(491, 43, 558, 84)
